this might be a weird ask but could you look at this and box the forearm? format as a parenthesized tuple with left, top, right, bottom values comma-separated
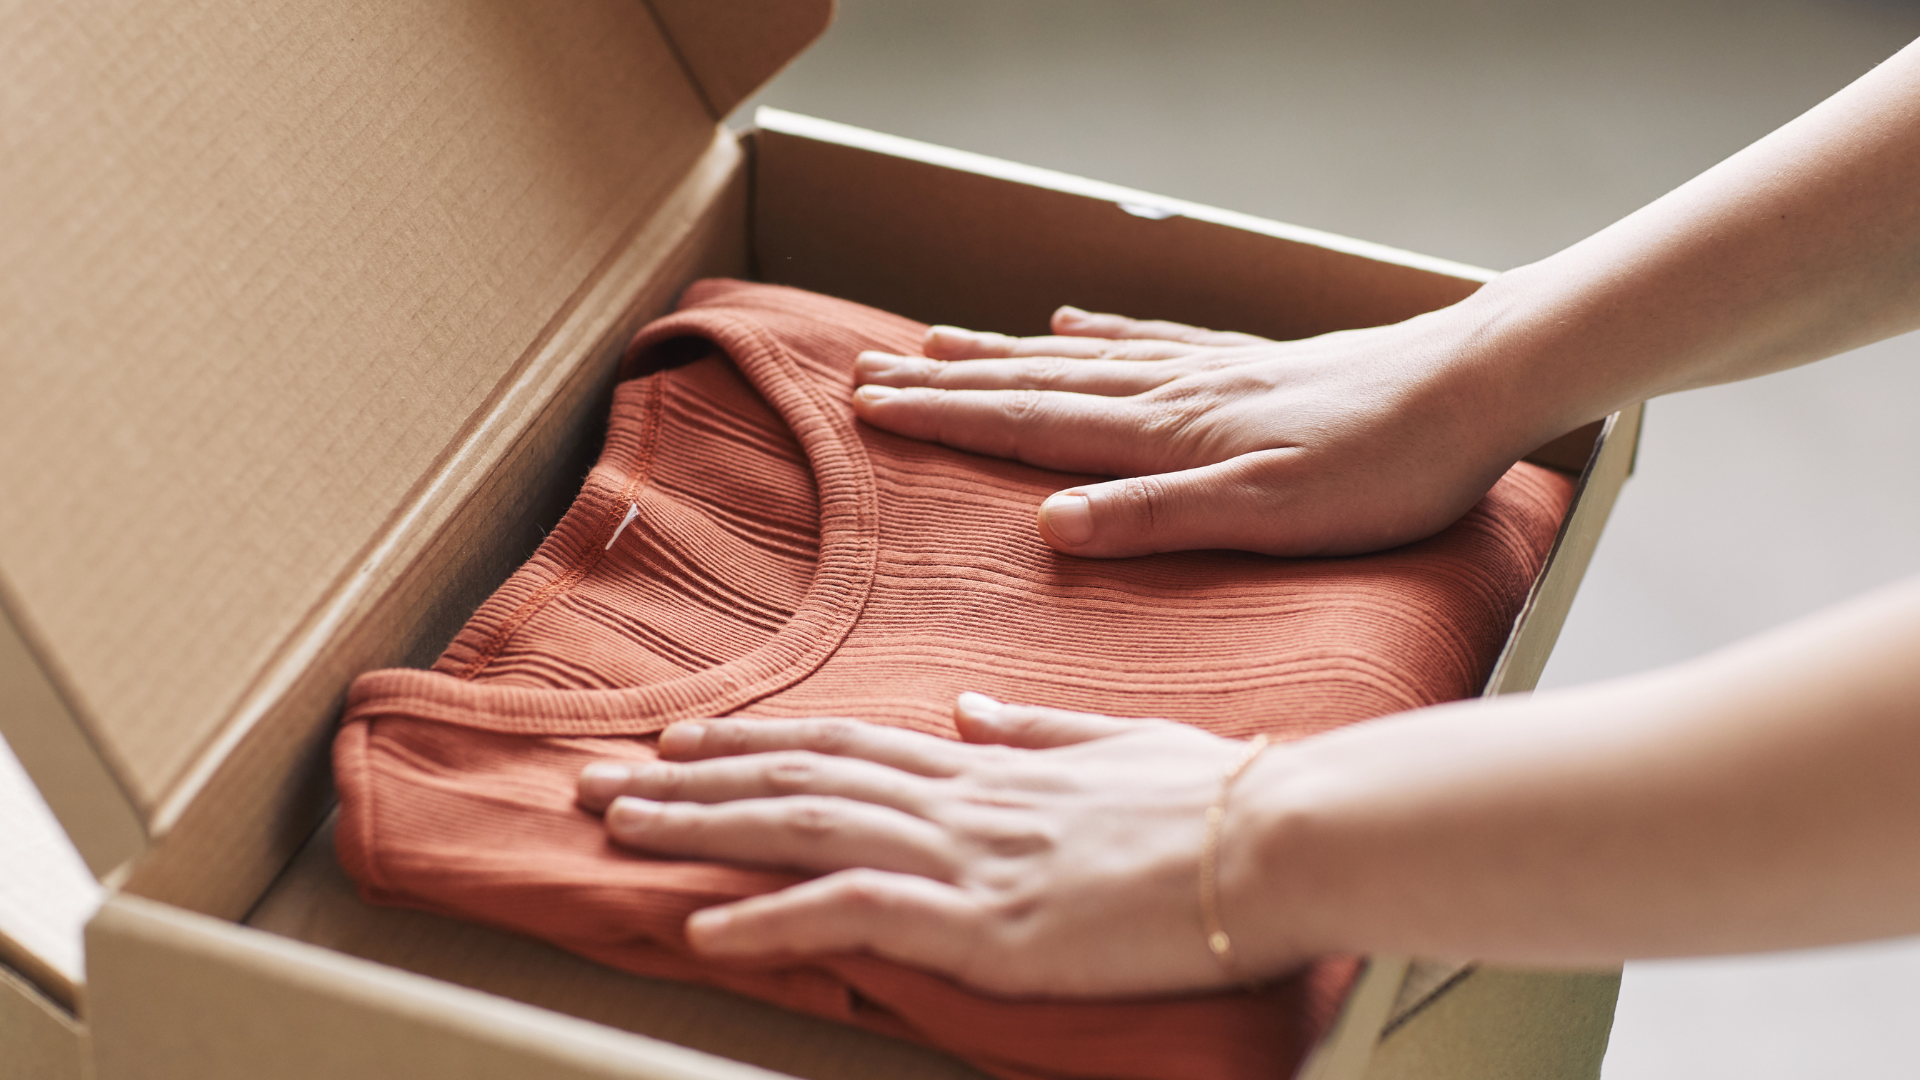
(1228, 575, 1920, 970)
(1449, 36, 1920, 454)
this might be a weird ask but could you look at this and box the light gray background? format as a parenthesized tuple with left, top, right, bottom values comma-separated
(742, 2, 1920, 1075)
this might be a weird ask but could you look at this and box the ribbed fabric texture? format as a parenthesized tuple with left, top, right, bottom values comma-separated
(335, 280, 1576, 1080)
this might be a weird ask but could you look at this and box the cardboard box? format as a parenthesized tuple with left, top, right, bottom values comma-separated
(0, 3, 1632, 1077)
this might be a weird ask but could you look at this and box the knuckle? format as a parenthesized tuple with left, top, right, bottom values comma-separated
(1134, 396, 1202, 441)
(645, 763, 690, 801)
(956, 816, 1050, 859)
(650, 802, 698, 835)
(977, 884, 1042, 927)
(894, 357, 937, 382)
(826, 869, 903, 918)
(999, 388, 1046, 422)
(1017, 357, 1074, 389)
(784, 797, 844, 839)
(764, 753, 820, 793)
(803, 719, 860, 756)
(1112, 474, 1174, 529)
(1099, 341, 1161, 362)
(1143, 377, 1213, 408)
(976, 331, 1018, 354)
(981, 820, 1052, 859)
(1190, 353, 1242, 373)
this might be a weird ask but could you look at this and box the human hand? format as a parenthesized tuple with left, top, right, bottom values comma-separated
(850, 304, 1548, 558)
(575, 694, 1297, 998)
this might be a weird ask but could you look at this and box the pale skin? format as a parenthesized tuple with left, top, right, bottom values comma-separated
(576, 38, 1920, 997)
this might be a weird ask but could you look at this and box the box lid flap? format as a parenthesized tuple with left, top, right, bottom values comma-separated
(0, 0, 828, 878)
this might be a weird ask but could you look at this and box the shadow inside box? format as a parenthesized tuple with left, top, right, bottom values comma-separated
(247, 813, 991, 1080)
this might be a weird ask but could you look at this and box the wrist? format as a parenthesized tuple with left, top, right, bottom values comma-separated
(1430, 262, 1646, 460)
(1212, 742, 1345, 977)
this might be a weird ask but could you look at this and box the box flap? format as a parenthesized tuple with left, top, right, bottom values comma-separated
(0, 0, 824, 877)
(651, 0, 835, 120)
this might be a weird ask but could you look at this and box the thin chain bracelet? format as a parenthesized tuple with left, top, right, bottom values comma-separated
(1197, 732, 1273, 978)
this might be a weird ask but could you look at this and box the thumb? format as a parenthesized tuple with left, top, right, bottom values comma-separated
(1035, 448, 1301, 558)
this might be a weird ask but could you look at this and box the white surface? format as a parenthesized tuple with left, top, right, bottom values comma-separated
(0, 731, 104, 988)
(746, 3, 1920, 1075)
(1602, 937, 1920, 1080)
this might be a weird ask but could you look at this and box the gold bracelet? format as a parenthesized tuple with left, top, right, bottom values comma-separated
(1198, 733, 1272, 975)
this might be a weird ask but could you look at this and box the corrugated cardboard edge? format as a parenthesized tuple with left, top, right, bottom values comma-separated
(753, 109, 1496, 285)
(1484, 403, 1646, 699)
(1363, 968, 1621, 1080)
(0, 577, 146, 882)
(88, 894, 785, 1080)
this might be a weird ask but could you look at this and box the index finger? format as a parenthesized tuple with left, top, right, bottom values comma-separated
(661, 717, 968, 777)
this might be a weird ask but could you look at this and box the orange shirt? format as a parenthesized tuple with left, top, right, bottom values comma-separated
(335, 280, 1574, 1080)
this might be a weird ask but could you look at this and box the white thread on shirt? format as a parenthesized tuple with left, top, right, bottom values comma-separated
(606, 501, 642, 550)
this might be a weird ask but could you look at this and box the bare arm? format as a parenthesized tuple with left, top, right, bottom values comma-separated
(575, 575, 1920, 996)
(850, 37, 1920, 557)
(1228, 576, 1920, 970)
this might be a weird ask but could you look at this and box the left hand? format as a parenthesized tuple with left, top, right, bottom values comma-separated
(575, 693, 1294, 998)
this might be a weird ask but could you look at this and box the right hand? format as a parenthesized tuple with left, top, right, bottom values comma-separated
(849, 301, 1557, 558)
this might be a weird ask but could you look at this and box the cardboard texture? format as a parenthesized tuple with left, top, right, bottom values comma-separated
(117, 128, 754, 927)
(0, 964, 83, 1080)
(1366, 968, 1622, 1080)
(247, 820, 989, 1080)
(650, 1, 836, 119)
(1, 2, 1626, 1077)
(88, 895, 787, 1080)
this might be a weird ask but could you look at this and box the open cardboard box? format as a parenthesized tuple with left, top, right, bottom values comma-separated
(0, 2, 1631, 1078)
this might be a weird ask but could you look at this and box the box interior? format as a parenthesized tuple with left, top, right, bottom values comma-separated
(224, 114, 1630, 1080)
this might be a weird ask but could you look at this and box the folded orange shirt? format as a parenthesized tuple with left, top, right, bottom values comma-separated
(334, 280, 1575, 1080)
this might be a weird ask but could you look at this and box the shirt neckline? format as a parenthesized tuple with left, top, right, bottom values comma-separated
(342, 303, 879, 736)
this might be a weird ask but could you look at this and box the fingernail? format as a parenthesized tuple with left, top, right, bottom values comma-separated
(1040, 492, 1094, 546)
(659, 722, 705, 757)
(855, 351, 903, 375)
(955, 691, 1003, 722)
(856, 383, 900, 403)
(686, 907, 734, 949)
(607, 796, 654, 831)
(1056, 305, 1090, 323)
(579, 762, 630, 800)
(925, 325, 971, 345)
